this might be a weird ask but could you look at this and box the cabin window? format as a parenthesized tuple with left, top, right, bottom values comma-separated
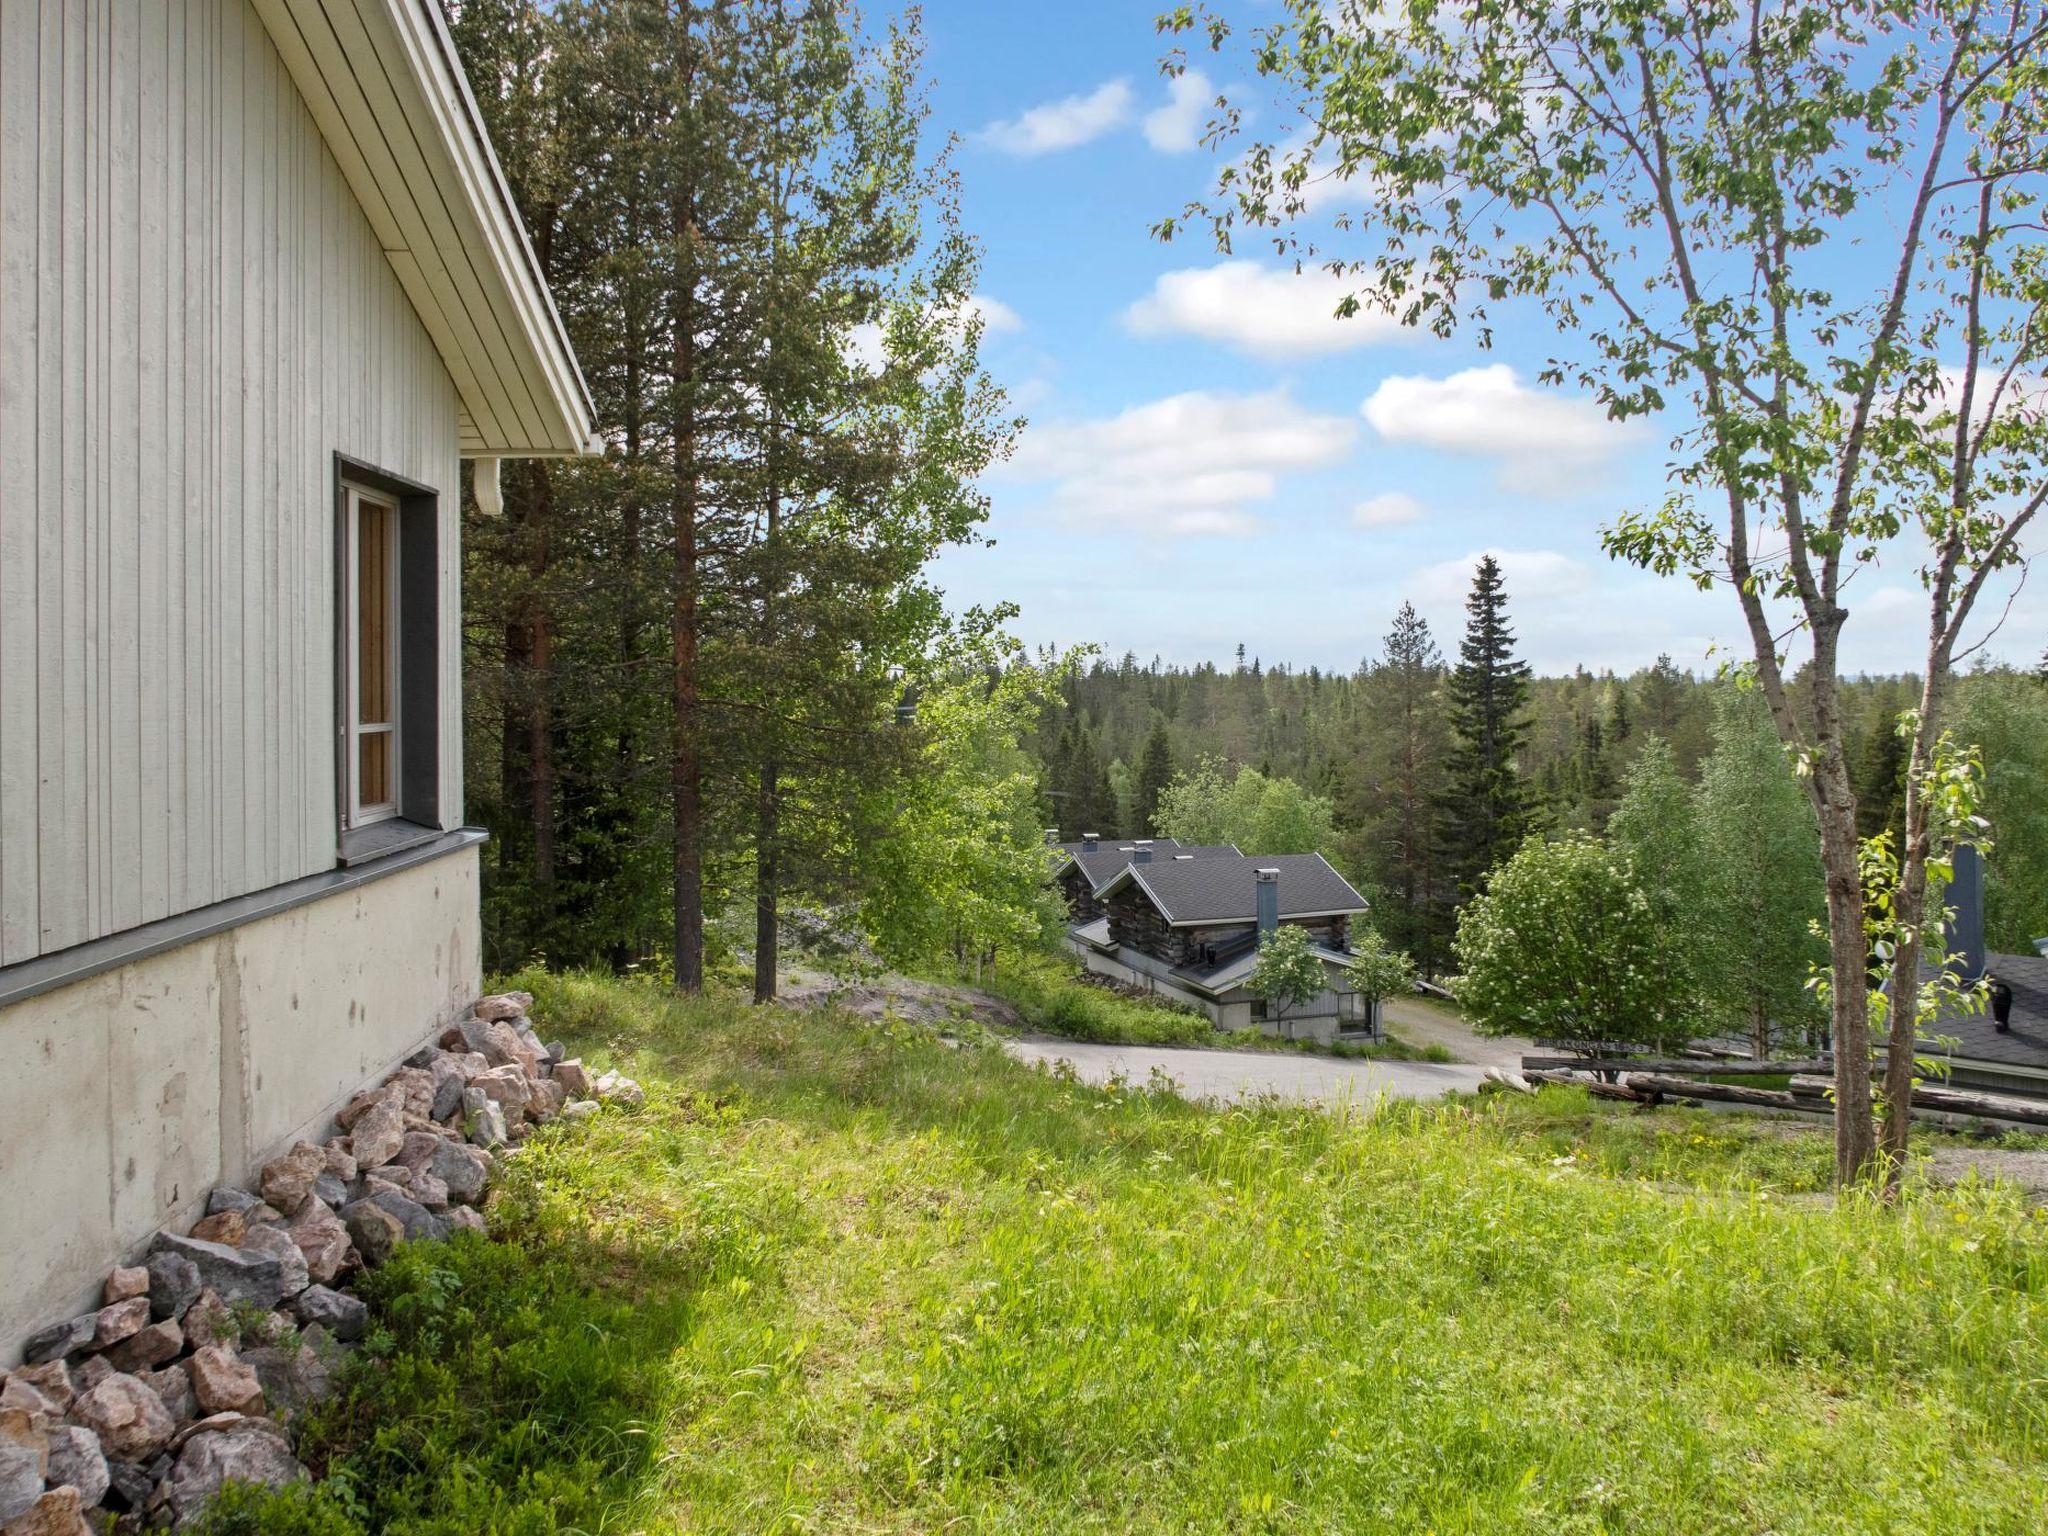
(345, 486, 401, 826)
(335, 458, 442, 862)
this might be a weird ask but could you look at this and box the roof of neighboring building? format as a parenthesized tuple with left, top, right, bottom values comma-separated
(255, 0, 596, 455)
(1930, 950, 2048, 1070)
(1171, 939, 1358, 997)
(1053, 838, 1239, 891)
(1095, 852, 1368, 927)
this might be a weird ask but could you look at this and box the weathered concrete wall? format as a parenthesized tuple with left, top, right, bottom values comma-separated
(0, 848, 478, 1365)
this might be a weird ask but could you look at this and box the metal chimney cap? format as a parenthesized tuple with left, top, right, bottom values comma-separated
(1254, 867, 1281, 882)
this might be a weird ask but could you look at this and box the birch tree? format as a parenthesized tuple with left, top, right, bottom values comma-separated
(1163, 0, 2048, 1184)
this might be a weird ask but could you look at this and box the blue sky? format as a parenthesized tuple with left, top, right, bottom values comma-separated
(907, 1, 2043, 678)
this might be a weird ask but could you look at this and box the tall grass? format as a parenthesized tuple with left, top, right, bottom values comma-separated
(208, 969, 2048, 1534)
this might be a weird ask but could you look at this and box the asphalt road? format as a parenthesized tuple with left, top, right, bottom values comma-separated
(1002, 1037, 1488, 1107)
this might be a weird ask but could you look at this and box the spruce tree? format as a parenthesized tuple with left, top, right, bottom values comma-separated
(1436, 557, 1532, 898)
(1133, 722, 1176, 835)
(1348, 602, 1451, 971)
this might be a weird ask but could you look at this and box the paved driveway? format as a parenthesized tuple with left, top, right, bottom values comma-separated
(1002, 1037, 1487, 1108)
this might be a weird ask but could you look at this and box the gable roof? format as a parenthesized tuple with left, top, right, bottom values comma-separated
(1053, 839, 1239, 891)
(1931, 950, 2048, 1071)
(253, 0, 595, 456)
(1097, 852, 1367, 927)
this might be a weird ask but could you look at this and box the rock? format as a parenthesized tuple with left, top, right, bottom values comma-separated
(0, 1376, 58, 1423)
(594, 1072, 645, 1107)
(137, 1363, 195, 1426)
(187, 1210, 247, 1248)
(183, 1347, 262, 1418)
(392, 1067, 439, 1120)
(102, 1267, 149, 1306)
(161, 1417, 307, 1524)
(445, 1205, 488, 1236)
(410, 1171, 450, 1210)
(239, 1225, 309, 1301)
(8, 1364, 72, 1417)
(356, 1173, 410, 1205)
(286, 1198, 354, 1286)
(101, 1319, 182, 1374)
(0, 1410, 44, 1472)
(258, 1142, 327, 1215)
(322, 1141, 358, 1183)
(240, 1344, 330, 1423)
(17, 1317, 92, 1368)
(429, 1073, 465, 1122)
(291, 1286, 366, 1343)
(0, 1441, 40, 1526)
(180, 1291, 234, 1351)
(471, 1064, 534, 1115)
(67, 1359, 111, 1397)
(561, 1099, 599, 1122)
(366, 1190, 443, 1243)
(147, 1233, 287, 1312)
(473, 991, 531, 1022)
(205, 1187, 261, 1217)
(529, 1076, 568, 1118)
(462, 1090, 508, 1150)
(313, 1171, 349, 1208)
(553, 1059, 593, 1098)
(349, 1098, 406, 1170)
(460, 1016, 543, 1076)
(145, 1250, 201, 1323)
(0, 1484, 87, 1536)
(334, 1081, 402, 1133)
(424, 1140, 490, 1206)
(543, 1039, 566, 1065)
(70, 1374, 176, 1463)
(102, 1457, 153, 1513)
(44, 1426, 108, 1511)
(341, 1200, 405, 1268)
(91, 1297, 151, 1351)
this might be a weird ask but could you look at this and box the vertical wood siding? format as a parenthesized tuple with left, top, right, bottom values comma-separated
(0, 0, 462, 967)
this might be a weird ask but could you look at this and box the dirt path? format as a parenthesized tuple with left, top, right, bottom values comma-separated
(1382, 995, 1534, 1072)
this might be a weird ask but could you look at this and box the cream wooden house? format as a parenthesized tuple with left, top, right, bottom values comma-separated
(0, 0, 592, 1359)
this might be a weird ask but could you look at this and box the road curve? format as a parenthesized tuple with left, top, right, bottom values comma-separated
(1002, 1036, 1487, 1108)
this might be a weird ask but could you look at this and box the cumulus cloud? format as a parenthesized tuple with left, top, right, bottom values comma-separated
(965, 293, 1024, 336)
(1362, 364, 1635, 488)
(1143, 70, 1215, 153)
(1001, 388, 1358, 537)
(980, 80, 1134, 156)
(844, 292, 1022, 373)
(1124, 261, 1404, 360)
(1351, 492, 1425, 528)
(1412, 547, 1594, 607)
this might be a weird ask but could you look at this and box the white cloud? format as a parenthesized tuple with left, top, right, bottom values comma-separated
(1352, 492, 1425, 528)
(965, 293, 1023, 336)
(980, 80, 1134, 156)
(1001, 388, 1358, 537)
(1143, 70, 1214, 153)
(1124, 261, 1405, 360)
(1362, 364, 1636, 487)
(843, 292, 1022, 374)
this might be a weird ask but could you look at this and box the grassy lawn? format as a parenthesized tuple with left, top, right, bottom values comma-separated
(213, 969, 2048, 1535)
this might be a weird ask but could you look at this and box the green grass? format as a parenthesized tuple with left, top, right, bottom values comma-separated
(214, 968, 2048, 1534)
(962, 952, 1457, 1060)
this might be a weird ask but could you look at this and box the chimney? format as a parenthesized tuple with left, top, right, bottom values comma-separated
(1990, 976, 2014, 1033)
(1254, 867, 1280, 939)
(1082, 833, 1099, 853)
(1945, 841, 1987, 983)
(1044, 828, 1060, 847)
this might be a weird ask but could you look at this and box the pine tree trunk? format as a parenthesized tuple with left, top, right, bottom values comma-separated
(670, 202, 705, 994)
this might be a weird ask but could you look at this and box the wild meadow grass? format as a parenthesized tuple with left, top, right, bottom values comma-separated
(207, 967, 2048, 1534)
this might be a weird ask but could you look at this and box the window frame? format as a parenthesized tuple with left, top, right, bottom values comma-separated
(343, 484, 403, 828)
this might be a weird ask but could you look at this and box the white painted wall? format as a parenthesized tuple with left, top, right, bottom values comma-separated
(0, 0, 464, 968)
(0, 846, 479, 1364)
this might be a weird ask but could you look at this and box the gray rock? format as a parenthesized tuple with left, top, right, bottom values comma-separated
(240, 1222, 310, 1303)
(430, 1073, 465, 1122)
(291, 1285, 367, 1342)
(543, 1039, 566, 1065)
(463, 1088, 508, 1149)
(313, 1171, 349, 1208)
(368, 1189, 445, 1243)
(162, 1416, 308, 1524)
(240, 1343, 331, 1423)
(101, 1317, 183, 1373)
(103, 1457, 154, 1513)
(426, 1140, 491, 1205)
(0, 1441, 41, 1525)
(45, 1424, 109, 1510)
(138, 1361, 197, 1425)
(411, 1171, 451, 1210)
(147, 1232, 287, 1311)
(473, 991, 531, 1021)
(561, 1099, 599, 1122)
(205, 1186, 262, 1217)
(146, 1249, 201, 1322)
(19, 1313, 94, 1365)
(341, 1200, 405, 1268)
(445, 1205, 488, 1236)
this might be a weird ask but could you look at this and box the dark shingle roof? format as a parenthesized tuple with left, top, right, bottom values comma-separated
(1055, 838, 1238, 890)
(1100, 852, 1367, 925)
(1931, 950, 2048, 1070)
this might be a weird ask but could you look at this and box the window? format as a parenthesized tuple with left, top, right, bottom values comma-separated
(334, 457, 441, 862)
(344, 486, 401, 826)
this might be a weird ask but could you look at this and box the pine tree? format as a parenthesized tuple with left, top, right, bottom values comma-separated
(1133, 722, 1176, 835)
(1063, 729, 1118, 838)
(1436, 557, 1532, 898)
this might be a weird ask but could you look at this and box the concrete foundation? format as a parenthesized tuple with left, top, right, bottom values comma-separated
(0, 847, 479, 1364)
